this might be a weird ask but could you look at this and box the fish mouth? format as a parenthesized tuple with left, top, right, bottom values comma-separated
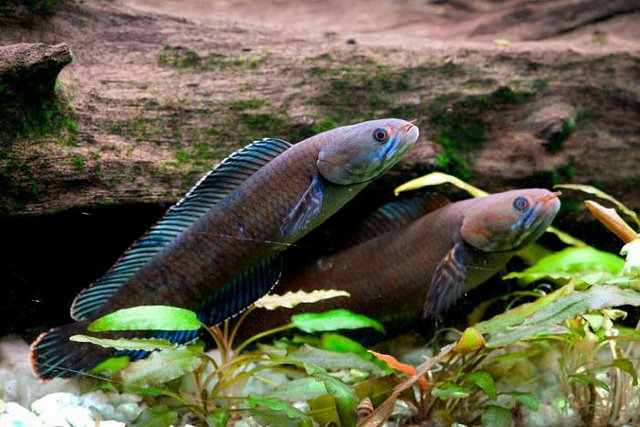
(515, 191, 562, 246)
(384, 122, 419, 161)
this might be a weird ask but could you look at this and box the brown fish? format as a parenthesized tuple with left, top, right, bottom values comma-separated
(31, 118, 419, 379)
(240, 189, 561, 337)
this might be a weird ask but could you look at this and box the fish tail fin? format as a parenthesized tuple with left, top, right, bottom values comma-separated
(30, 320, 113, 379)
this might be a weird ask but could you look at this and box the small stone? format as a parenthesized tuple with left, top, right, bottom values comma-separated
(31, 392, 80, 414)
(1, 401, 41, 426)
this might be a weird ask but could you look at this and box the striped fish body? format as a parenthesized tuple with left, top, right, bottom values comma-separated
(97, 138, 355, 314)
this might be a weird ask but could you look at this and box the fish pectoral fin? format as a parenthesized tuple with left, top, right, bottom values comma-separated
(280, 174, 324, 239)
(423, 242, 467, 318)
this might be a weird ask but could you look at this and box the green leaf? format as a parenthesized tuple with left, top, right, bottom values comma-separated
(88, 305, 201, 332)
(307, 394, 340, 425)
(254, 289, 350, 310)
(611, 358, 638, 385)
(353, 375, 399, 407)
(120, 346, 203, 388)
(475, 285, 570, 335)
(504, 391, 539, 411)
(483, 285, 640, 347)
(90, 356, 130, 375)
(481, 405, 513, 427)
(206, 408, 230, 427)
(431, 383, 471, 400)
(463, 371, 497, 400)
(288, 344, 385, 376)
(247, 395, 313, 427)
(270, 377, 328, 401)
(545, 226, 587, 247)
(503, 247, 624, 285)
(394, 172, 488, 197)
(291, 309, 384, 333)
(569, 373, 609, 391)
(71, 335, 176, 351)
(305, 363, 358, 427)
(131, 405, 178, 427)
(555, 184, 640, 227)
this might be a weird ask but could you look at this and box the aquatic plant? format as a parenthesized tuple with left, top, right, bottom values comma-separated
(71, 173, 640, 425)
(357, 174, 640, 425)
(72, 290, 396, 425)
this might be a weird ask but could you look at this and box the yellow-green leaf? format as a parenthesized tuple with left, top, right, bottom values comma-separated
(254, 289, 350, 310)
(88, 306, 201, 332)
(455, 327, 485, 352)
(555, 184, 640, 227)
(291, 309, 384, 333)
(394, 172, 488, 197)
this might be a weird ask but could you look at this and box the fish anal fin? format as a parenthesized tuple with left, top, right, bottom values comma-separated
(346, 193, 451, 247)
(193, 253, 282, 329)
(71, 138, 291, 321)
(423, 241, 467, 318)
(280, 174, 324, 239)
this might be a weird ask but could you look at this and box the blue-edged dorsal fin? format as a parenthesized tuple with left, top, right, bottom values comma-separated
(70, 138, 292, 321)
(345, 193, 450, 247)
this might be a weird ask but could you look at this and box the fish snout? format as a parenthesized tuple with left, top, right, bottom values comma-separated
(538, 191, 562, 203)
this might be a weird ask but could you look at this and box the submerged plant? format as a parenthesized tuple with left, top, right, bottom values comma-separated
(72, 290, 396, 425)
(71, 173, 640, 425)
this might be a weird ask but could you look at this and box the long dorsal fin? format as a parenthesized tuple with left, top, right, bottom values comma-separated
(344, 193, 450, 247)
(71, 138, 292, 321)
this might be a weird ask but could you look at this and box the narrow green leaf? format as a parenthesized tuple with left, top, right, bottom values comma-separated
(504, 391, 539, 411)
(206, 408, 230, 427)
(555, 184, 640, 227)
(569, 373, 609, 391)
(254, 289, 350, 310)
(431, 383, 471, 400)
(120, 346, 203, 388)
(463, 371, 497, 400)
(289, 344, 385, 376)
(611, 358, 638, 385)
(247, 395, 313, 427)
(131, 405, 178, 427)
(305, 363, 358, 427)
(71, 335, 176, 351)
(307, 394, 340, 425)
(88, 305, 201, 332)
(484, 285, 640, 347)
(545, 226, 587, 247)
(394, 172, 488, 197)
(270, 377, 328, 401)
(291, 309, 384, 333)
(475, 285, 570, 335)
(481, 405, 513, 427)
(503, 247, 624, 285)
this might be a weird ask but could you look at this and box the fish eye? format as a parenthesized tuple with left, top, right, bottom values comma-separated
(373, 128, 389, 143)
(513, 196, 529, 213)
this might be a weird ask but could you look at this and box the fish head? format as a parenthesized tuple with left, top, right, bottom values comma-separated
(316, 118, 419, 185)
(460, 189, 561, 252)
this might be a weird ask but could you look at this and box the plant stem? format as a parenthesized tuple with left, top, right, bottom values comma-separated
(234, 324, 295, 354)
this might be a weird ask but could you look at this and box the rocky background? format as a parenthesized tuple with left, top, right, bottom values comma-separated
(0, 0, 639, 337)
